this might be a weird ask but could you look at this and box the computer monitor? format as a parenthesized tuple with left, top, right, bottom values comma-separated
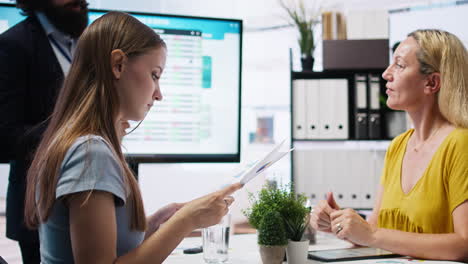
(0, 4, 242, 163)
(0, 3, 23, 31)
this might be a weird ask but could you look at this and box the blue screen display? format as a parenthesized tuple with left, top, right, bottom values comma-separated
(0, 4, 242, 162)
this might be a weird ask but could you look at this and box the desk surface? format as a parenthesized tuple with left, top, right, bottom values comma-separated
(165, 232, 462, 264)
(167, 233, 296, 264)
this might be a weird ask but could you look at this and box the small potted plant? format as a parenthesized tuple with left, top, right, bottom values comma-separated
(243, 185, 289, 263)
(258, 210, 288, 264)
(243, 184, 311, 264)
(282, 193, 310, 264)
(279, 0, 321, 71)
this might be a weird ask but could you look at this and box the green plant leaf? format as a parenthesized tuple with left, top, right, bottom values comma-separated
(278, 0, 319, 56)
(258, 210, 288, 246)
(243, 183, 310, 241)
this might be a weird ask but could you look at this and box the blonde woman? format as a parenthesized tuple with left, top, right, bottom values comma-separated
(310, 29, 468, 261)
(24, 11, 242, 263)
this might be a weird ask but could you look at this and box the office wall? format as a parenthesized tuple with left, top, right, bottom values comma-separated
(389, 2, 468, 49)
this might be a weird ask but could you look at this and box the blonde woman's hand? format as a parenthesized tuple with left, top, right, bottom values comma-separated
(309, 192, 340, 233)
(176, 183, 242, 229)
(330, 208, 376, 246)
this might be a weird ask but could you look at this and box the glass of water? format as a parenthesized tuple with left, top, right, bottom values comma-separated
(202, 214, 231, 263)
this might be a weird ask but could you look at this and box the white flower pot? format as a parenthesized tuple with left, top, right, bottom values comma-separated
(286, 239, 309, 264)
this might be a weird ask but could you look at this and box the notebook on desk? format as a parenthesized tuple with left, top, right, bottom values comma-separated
(308, 247, 401, 262)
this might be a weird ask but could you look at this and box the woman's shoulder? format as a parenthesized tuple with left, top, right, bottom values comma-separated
(56, 134, 127, 205)
(72, 134, 112, 150)
(62, 135, 116, 167)
(445, 128, 468, 149)
(448, 128, 468, 140)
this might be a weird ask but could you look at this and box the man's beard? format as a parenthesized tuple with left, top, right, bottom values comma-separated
(43, 0, 89, 38)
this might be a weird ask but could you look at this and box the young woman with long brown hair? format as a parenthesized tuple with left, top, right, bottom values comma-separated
(24, 11, 242, 263)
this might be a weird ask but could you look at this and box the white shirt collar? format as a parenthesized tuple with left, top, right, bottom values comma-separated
(35, 11, 75, 44)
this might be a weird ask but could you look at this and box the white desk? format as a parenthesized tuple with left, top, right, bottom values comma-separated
(165, 233, 306, 264)
(165, 232, 463, 264)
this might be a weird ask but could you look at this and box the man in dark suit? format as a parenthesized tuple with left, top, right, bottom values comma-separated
(0, 1, 88, 263)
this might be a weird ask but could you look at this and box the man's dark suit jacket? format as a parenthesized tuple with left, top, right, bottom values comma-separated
(0, 15, 63, 241)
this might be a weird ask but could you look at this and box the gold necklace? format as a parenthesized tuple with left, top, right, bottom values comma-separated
(412, 125, 443, 152)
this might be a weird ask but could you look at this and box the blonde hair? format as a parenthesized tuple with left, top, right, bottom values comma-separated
(408, 29, 468, 128)
(25, 12, 166, 231)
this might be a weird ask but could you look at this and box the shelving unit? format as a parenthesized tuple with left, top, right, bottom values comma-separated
(290, 68, 393, 209)
(290, 69, 389, 141)
(293, 140, 390, 151)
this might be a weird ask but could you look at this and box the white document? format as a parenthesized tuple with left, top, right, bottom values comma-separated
(232, 140, 293, 185)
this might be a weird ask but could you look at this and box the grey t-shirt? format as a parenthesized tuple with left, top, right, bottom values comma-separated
(38, 135, 144, 263)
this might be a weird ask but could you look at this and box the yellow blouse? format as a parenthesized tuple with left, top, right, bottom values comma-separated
(378, 128, 468, 233)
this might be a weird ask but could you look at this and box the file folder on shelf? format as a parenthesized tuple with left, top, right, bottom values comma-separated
(331, 79, 349, 139)
(318, 79, 335, 139)
(294, 77, 349, 140)
(293, 80, 307, 139)
(305, 80, 321, 139)
(294, 149, 327, 207)
(293, 150, 322, 206)
(354, 74, 368, 139)
(314, 79, 349, 139)
(368, 74, 382, 139)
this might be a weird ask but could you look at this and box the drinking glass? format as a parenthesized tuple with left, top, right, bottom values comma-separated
(202, 214, 231, 263)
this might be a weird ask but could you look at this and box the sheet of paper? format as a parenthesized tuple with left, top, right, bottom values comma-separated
(231, 140, 293, 185)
